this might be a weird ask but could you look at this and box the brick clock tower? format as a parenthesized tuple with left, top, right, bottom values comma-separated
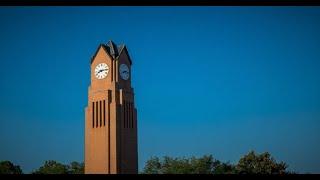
(85, 40, 138, 174)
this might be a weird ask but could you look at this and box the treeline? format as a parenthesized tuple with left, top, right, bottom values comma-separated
(142, 151, 292, 174)
(0, 161, 84, 174)
(0, 151, 293, 174)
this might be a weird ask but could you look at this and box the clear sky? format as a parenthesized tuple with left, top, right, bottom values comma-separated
(0, 7, 320, 173)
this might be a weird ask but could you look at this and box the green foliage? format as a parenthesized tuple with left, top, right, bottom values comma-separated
(68, 161, 84, 174)
(142, 151, 289, 174)
(161, 156, 192, 174)
(32, 160, 69, 174)
(189, 155, 217, 174)
(142, 155, 218, 174)
(0, 161, 23, 174)
(236, 151, 288, 174)
(213, 161, 237, 174)
(142, 156, 162, 174)
(32, 160, 84, 174)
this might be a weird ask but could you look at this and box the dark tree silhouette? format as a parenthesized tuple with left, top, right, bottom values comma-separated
(0, 161, 23, 174)
(236, 151, 288, 174)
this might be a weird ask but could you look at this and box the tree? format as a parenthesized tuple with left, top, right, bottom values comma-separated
(189, 155, 216, 174)
(142, 155, 219, 174)
(161, 156, 192, 174)
(32, 160, 69, 174)
(142, 156, 162, 174)
(213, 161, 237, 174)
(236, 151, 288, 174)
(68, 161, 84, 174)
(0, 161, 23, 174)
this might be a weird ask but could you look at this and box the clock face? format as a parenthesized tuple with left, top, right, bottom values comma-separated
(119, 64, 130, 80)
(94, 63, 109, 79)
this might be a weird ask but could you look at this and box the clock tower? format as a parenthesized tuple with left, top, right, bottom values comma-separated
(84, 40, 138, 174)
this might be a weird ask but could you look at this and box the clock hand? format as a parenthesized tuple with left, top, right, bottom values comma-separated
(98, 69, 106, 73)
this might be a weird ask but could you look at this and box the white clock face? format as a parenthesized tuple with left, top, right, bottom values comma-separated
(94, 63, 109, 79)
(119, 64, 130, 80)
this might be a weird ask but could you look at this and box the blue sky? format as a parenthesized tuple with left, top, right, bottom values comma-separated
(0, 7, 320, 173)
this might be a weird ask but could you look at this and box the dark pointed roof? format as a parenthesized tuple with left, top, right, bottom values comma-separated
(106, 40, 118, 58)
(90, 40, 132, 65)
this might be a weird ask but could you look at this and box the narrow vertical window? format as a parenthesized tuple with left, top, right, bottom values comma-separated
(130, 103, 133, 128)
(132, 103, 134, 128)
(96, 101, 98, 128)
(100, 101, 102, 127)
(127, 102, 129, 129)
(103, 100, 106, 126)
(123, 101, 126, 128)
(129, 103, 131, 128)
(92, 102, 95, 128)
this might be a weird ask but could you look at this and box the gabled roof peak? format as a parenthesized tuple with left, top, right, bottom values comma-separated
(90, 40, 132, 65)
